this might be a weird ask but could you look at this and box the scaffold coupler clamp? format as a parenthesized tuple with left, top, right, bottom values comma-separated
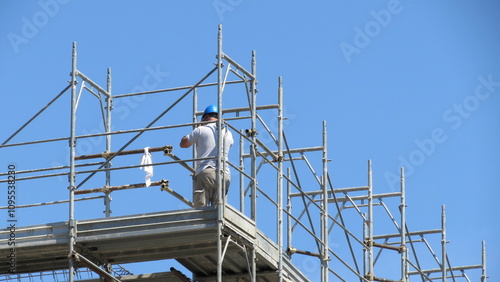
(286, 246, 297, 256)
(68, 78, 78, 86)
(160, 179, 170, 191)
(323, 254, 332, 262)
(72, 251, 80, 262)
(365, 238, 374, 247)
(275, 154, 284, 162)
(101, 150, 113, 160)
(213, 61, 225, 68)
(245, 129, 257, 137)
(162, 145, 173, 155)
(101, 185, 110, 195)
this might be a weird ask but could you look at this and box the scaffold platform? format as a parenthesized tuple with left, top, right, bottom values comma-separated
(0, 204, 309, 282)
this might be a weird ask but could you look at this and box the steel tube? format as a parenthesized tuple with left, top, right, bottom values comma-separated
(75, 69, 111, 97)
(319, 192, 402, 203)
(68, 41, 77, 282)
(0, 196, 104, 209)
(367, 160, 374, 281)
(321, 121, 329, 282)
(222, 53, 256, 80)
(481, 241, 487, 282)
(373, 229, 442, 240)
(287, 247, 322, 258)
(0, 162, 103, 177)
(75, 70, 110, 98)
(75, 145, 171, 160)
(114, 80, 244, 98)
(256, 113, 278, 144)
(328, 246, 368, 281)
(195, 104, 279, 116)
(250, 49, 257, 225)
(400, 167, 408, 281)
(241, 146, 324, 159)
(255, 137, 278, 161)
(0, 136, 69, 149)
(160, 183, 194, 208)
(216, 24, 223, 282)
(250, 47, 257, 282)
(104, 67, 113, 217)
(192, 87, 198, 209)
(408, 264, 483, 275)
(363, 214, 368, 277)
(277, 76, 284, 282)
(442, 205, 447, 282)
(286, 168, 292, 253)
(239, 131, 245, 213)
(288, 186, 369, 197)
(2, 84, 70, 146)
(72, 251, 120, 281)
(74, 180, 166, 195)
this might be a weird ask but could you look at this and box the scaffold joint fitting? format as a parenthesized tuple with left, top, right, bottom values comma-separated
(162, 145, 173, 155)
(245, 129, 258, 137)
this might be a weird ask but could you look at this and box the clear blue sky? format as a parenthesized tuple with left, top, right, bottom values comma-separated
(1, 0, 499, 281)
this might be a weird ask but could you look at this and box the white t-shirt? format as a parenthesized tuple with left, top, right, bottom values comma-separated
(184, 123, 233, 176)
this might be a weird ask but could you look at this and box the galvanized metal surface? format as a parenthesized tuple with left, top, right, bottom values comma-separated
(0, 205, 309, 281)
(77, 269, 191, 282)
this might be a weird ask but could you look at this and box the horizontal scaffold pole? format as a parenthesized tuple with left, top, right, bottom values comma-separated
(75, 145, 172, 161)
(194, 104, 279, 116)
(74, 179, 194, 207)
(0, 196, 104, 209)
(114, 80, 244, 98)
(221, 53, 256, 80)
(74, 179, 167, 195)
(408, 264, 483, 275)
(75, 70, 111, 98)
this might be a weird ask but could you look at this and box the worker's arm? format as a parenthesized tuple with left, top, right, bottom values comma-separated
(180, 136, 192, 148)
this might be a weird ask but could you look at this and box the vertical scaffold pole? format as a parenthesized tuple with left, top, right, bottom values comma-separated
(250, 48, 257, 282)
(277, 77, 284, 282)
(216, 24, 224, 282)
(481, 241, 487, 282)
(367, 160, 374, 281)
(363, 213, 368, 278)
(68, 42, 78, 282)
(321, 121, 329, 282)
(193, 88, 198, 208)
(441, 205, 447, 282)
(250, 50, 257, 222)
(104, 68, 112, 217)
(239, 130, 245, 212)
(250, 48, 257, 281)
(193, 87, 198, 125)
(400, 167, 408, 281)
(286, 168, 292, 253)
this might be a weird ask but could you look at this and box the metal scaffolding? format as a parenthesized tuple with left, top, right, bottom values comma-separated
(0, 25, 487, 281)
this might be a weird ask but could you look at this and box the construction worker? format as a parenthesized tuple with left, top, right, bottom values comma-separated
(180, 104, 234, 207)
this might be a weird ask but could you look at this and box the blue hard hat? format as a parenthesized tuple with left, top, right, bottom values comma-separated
(203, 104, 218, 115)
